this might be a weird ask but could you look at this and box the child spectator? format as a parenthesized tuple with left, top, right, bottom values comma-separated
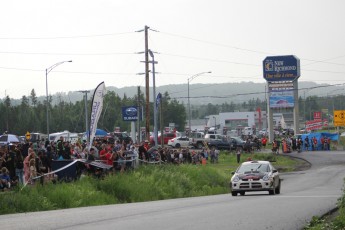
(29, 158, 37, 184)
(0, 167, 11, 191)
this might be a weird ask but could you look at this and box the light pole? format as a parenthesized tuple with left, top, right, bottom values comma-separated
(78, 90, 90, 136)
(148, 50, 158, 146)
(213, 116, 217, 129)
(45, 60, 72, 139)
(188, 71, 211, 136)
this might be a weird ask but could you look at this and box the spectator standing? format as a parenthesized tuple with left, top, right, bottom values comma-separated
(261, 136, 267, 150)
(320, 136, 325, 150)
(24, 148, 36, 184)
(326, 137, 331, 150)
(304, 136, 309, 151)
(14, 151, 24, 185)
(56, 136, 65, 159)
(236, 147, 242, 164)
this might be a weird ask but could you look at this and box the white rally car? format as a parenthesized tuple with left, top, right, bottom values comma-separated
(230, 160, 281, 196)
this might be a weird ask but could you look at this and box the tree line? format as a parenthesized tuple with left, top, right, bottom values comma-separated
(0, 89, 187, 136)
(1, 89, 344, 135)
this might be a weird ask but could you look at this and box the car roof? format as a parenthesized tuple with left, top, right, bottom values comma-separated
(241, 160, 270, 165)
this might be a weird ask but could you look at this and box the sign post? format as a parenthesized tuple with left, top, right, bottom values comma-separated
(334, 110, 345, 127)
(25, 131, 31, 141)
(263, 55, 301, 141)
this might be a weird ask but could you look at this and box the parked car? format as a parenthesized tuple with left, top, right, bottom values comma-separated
(168, 136, 191, 148)
(189, 131, 205, 149)
(230, 160, 281, 196)
(150, 132, 179, 145)
(207, 136, 232, 151)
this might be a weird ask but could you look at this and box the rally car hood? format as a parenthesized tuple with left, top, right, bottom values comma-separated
(238, 172, 266, 180)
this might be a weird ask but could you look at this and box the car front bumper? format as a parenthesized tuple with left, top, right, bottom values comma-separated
(230, 180, 274, 192)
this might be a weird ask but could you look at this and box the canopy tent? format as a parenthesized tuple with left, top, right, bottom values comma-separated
(301, 132, 338, 151)
(85, 129, 108, 137)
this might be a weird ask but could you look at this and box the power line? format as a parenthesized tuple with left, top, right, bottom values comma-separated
(170, 83, 345, 100)
(0, 31, 135, 40)
(0, 51, 136, 56)
(159, 31, 345, 67)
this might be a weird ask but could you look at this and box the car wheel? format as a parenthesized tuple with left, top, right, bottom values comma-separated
(269, 188, 276, 195)
(231, 191, 238, 196)
(275, 180, 281, 194)
(240, 191, 245, 196)
(197, 142, 203, 149)
(175, 143, 181, 148)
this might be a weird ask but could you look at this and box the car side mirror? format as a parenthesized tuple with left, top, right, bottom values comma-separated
(272, 169, 278, 173)
(231, 171, 235, 175)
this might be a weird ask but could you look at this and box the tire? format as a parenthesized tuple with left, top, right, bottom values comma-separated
(231, 191, 238, 196)
(175, 143, 181, 148)
(275, 180, 281, 194)
(240, 191, 245, 196)
(269, 188, 276, 195)
(197, 142, 203, 149)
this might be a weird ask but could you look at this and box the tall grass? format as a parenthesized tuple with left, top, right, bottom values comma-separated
(0, 152, 298, 215)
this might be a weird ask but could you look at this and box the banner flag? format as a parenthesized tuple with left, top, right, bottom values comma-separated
(88, 82, 106, 150)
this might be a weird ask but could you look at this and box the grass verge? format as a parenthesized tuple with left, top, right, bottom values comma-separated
(0, 152, 301, 215)
(304, 180, 345, 230)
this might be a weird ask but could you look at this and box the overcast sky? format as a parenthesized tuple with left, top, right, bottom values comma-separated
(1, 0, 344, 99)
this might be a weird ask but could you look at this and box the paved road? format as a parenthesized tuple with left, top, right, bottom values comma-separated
(1, 150, 345, 230)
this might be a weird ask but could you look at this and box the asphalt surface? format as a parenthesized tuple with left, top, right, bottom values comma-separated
(1, 150, 345, 230)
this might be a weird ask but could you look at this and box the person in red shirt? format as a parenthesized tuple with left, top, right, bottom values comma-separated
(99, 144, 108, 163)
(105, 150, 114, 166)
(261, 136, 267, 149)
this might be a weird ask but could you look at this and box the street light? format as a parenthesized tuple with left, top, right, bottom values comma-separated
(213, 116, 217, 129)
(45, 60, 72, 139)
(148, 50, 158, 146)
(187, 71, 211, 136)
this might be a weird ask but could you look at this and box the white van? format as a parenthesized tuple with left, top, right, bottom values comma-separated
(49, 131, 79, 144)
(243, 127, 253, 136)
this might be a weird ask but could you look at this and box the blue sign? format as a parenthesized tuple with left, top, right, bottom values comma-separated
(263, 55, 300, 82)
(122, 106, 138, 121)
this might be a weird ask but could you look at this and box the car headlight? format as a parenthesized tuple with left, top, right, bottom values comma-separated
(232, 176, 240, 182)
(263, 174, 270, 181)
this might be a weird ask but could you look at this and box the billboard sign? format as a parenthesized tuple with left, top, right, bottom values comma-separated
(122, 106, 139, 121)
(263, 55, 300, 82)
(269, 83, 294, 108)
(269, 90, 294, 108)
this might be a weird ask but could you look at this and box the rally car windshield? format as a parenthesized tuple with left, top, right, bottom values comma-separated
(237, 163, 270, 174)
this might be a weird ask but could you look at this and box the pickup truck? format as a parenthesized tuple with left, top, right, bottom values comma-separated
(206, 137, 232, 151)
(230, 137, 256, 151)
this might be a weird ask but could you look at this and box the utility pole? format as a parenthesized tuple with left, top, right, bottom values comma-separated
(144, 25, 150, 142)
(137, 86, 141, 144)
(136, 25, 159, 142)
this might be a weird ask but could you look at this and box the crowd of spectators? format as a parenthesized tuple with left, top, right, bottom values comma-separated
(0, 135, 223, 191)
